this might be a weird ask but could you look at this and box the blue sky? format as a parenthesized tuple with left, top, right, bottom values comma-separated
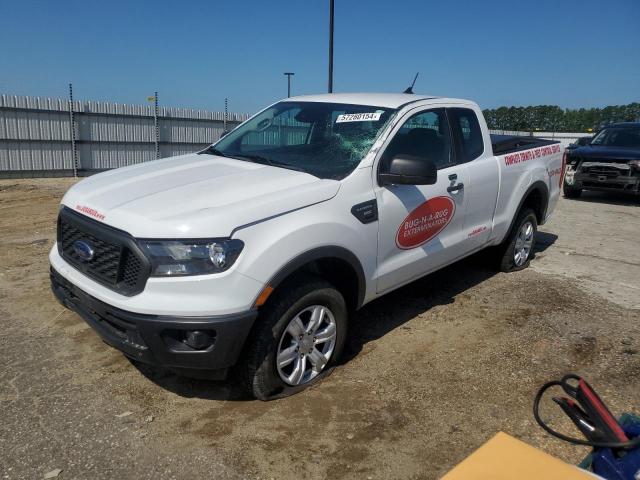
(1, 0, 639, 114)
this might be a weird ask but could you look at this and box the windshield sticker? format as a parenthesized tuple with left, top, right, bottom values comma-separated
(396, 196, 455, 249)
(336, 112, 382, 123)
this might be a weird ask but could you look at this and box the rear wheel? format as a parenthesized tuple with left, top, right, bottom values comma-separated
(496, 208, 537, 272)
(239, 274, 347, 400)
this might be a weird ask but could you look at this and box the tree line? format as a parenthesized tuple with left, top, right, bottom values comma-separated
(482, 103, 640, 133)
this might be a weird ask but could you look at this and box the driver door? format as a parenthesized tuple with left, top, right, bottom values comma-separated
(375, 107, 470, 293)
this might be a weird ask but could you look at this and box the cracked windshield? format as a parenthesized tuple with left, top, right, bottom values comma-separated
(210, 101, 395, 179)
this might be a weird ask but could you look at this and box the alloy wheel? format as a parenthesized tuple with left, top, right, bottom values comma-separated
(276, 305, 337, 386)
(514, 221, 534, 266)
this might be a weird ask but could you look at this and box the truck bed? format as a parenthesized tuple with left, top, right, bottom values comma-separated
(491, 134, 559, 156)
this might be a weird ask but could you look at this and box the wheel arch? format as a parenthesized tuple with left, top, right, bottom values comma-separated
(508, 181, 549, 234)
(263, 246, 366, 312)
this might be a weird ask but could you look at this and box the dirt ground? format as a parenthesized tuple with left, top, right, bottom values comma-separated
(1, 179, 639, 480)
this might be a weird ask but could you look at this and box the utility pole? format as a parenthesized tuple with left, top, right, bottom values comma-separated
(284, 72, 295, 97)
(328, 0, 334, 93)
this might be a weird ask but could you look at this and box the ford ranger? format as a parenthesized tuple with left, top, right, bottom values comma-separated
(50, 93, 563, 399)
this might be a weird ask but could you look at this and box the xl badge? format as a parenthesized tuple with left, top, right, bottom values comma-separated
(73, 240, 95, 261)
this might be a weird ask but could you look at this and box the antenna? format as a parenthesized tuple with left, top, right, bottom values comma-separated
(403, 72, 419, 94)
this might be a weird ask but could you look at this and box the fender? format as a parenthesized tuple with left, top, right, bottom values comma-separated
(505, 181, 549, 238)
(265, 246, 367, 309)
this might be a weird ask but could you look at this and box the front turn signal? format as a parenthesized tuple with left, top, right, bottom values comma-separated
(254, 285, 274, 307)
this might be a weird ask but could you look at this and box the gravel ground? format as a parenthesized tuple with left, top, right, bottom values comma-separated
(1, 179, 638, 480)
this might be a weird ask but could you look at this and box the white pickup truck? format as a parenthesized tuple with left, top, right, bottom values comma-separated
(50, 93, 563, 399)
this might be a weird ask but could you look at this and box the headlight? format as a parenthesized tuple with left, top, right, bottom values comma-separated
(139, 239, 244, 277)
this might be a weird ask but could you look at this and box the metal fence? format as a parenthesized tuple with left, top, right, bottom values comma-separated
(0, 94, 250, 177)
(1, 93, 593, 178)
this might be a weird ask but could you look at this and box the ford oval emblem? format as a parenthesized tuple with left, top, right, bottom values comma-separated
(73, 240, 95, 261)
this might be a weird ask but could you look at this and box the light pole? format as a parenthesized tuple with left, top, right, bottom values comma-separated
(284, 72, 295, 97)
(328, 0, 334, 93)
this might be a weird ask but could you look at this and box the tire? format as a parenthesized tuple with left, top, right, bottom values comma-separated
(563, 182, 582, 199)
(496, 208, 537, 272)
(239, 274, 348, 400)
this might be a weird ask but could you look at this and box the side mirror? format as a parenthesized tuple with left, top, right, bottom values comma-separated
(379, 155, 437, 185)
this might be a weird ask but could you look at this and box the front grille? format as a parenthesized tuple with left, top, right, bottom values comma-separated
(583, 165, 628, 178)
(57, 207, 150, 296)
(121, 250, 143, 289)
(60, 221, 121, 283)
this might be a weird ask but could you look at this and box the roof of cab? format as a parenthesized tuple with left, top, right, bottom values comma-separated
(283, 92, 439, 109)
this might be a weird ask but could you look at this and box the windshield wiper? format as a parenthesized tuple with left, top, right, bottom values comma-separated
(232, 154, 308, 173)
(273, 162, 307, 173)
(203, 149, 310, 174)
(231, 153, 274, 165)
(200, 146, 230, 157)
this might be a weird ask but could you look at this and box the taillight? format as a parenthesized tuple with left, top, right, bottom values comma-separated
(560, 151, 568, 187)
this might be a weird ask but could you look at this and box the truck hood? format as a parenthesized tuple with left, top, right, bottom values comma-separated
(61, 153, 340, 238)
(574, 145, 640, 162)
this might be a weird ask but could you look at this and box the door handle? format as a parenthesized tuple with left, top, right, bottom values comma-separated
(448, 173, 458, 181)
(447, 183, 464, 193)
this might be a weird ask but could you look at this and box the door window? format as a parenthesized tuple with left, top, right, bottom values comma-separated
(381, 108, 453, 171)
(448, 108, 484, 162)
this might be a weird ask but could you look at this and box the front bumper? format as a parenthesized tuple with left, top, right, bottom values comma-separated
(51, 267, 257, 377)
(571, 166, 640, 194)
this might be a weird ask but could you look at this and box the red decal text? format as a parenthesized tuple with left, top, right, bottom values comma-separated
(396, 196, 455, 249)
(75, 205, 105, 221)
(504, 143, 560, 166)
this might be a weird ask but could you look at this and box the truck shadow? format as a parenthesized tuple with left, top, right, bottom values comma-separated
(132, 235, 557, 401)
(342, 254, 494, 365)
(568, 190, 640, 206)
(535, 231, 558, 254)
(131, 360, 241, 401)
(342, 234, 557, 365)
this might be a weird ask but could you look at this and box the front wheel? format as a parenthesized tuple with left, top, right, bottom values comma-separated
(496, 208, 537, 272)
(239, 274, 347, 400)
